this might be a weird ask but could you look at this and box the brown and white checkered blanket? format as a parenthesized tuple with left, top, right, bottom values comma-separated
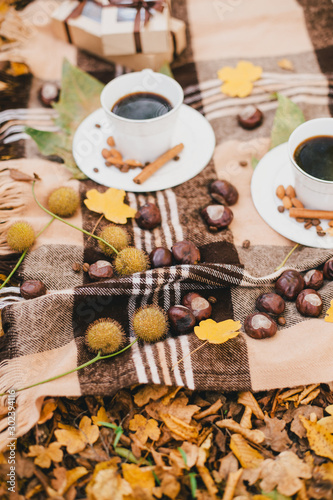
(0, 0, 333, 447)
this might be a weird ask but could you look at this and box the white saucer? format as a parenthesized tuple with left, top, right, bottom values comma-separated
(72, 104, 215, 193)
(251, 142, 333, 249)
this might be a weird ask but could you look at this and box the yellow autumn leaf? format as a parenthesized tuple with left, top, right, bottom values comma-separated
(194, 318, 241, 344)
(55, 416, 99, 454)
(238, 391, 265, 420)
(28, 442, 63, 468)
(324, 300, 333, 322)
(122, 463, 155, 494)
(230, 433, 264, 469)
(315, 461, 333, 482)
(49, 466, 89, 496)
(221, 80, 254, 98)
(84, 188, 136, 224)
(300, 415, 333, 460)
(38, 398, 57, 425)
(318, 416, 333, 433)
(325, 404, 333, 415)
(160, 413, 199, 441)
(92, 407, 109, 426)
(217, 60, 263, 98)
(128, 414, 160, 444)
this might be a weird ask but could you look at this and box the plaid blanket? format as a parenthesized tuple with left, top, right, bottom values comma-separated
(0, 0, 333, 447)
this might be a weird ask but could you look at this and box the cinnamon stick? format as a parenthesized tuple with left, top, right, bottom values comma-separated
(289, 207, 333, 220)
(133, 143, 184, 185)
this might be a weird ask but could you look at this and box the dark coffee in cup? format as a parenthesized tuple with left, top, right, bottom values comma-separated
(294, 135, 333, 181)
(112, 92, 172, 120)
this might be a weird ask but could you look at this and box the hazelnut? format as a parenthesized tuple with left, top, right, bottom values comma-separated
(277, 316, 286, 326)
(201, 205, 233, 231)
(168, 305, 196, 334)
(182, 292, 212, 322)
(149, 247, 172, 268)
(237, 105, 263, 130)
(209, 180, 239, 206)
(20, 280, 47, 300)
(244, 312, 277, 339)
(38, 82, 60, 107)
(135, 203, 161, 230)
(303, 269, 324, 290)
(296, 289, 323, 317)
(88, 260, 113, 281)
(323, 259, 333, 280)
(255, 293, 285, 316)
(275, 270, 304, 300)
(172, 240, 200, 265)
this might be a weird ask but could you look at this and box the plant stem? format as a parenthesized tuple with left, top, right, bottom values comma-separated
(0, 217, 55, 291)
(172, 340, 208, 371)
(274, 243, 300, 272)
(0, 339, 137, 396)
(32, 181, 118, 255)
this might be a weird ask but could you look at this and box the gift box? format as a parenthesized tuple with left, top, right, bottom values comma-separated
(51, 0, 171, 57)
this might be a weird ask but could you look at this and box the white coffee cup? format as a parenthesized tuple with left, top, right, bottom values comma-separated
(288, 117, 333, 211)
(100, 69, 184, 164)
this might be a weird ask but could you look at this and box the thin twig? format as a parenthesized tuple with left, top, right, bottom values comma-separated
(87, 214, 104, 242)
(274, 243, 300, 272)
(172, 341, 208, 371)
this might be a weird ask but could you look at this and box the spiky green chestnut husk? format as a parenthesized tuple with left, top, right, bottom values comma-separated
(85, 318, 125, 355)
(7, 221, 35, 252)
(133, 305, 168, 343)
(99, 225, 129, 256)
(115, 247, 150, 276)
(48, 187, 79, 217)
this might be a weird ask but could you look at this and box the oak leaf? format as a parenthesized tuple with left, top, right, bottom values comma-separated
(217, 61, 263, 98)
(28, 442, 63, 468)
(194, 318, 241, 344)
(230, 433, 264, 469)
(300, 415, 333, 460)
(38, 398, 57, 425)
(129, 414, 160, 444)
(55, 416, 99, 454)
(92, 407, 109, 426)
(84, 188, 136, 224)
(325, 300, 333, 322)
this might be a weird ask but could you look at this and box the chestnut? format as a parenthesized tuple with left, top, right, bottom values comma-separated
(303, 269, 324, 290)
(275, 270, 304, 300)
(38, 82, 60, 107)
(149, 247, 172, 268)
(168, 305, 196, 334)
(182, 292, 212, 322)
(244, 312, 277, 339)
(172, 240, 200, 265)
(20, 280, 47, 300)
(135, 203, 161, 230)
(323, 259, 333, 280)
(296, 289, 323, 317)
(209, 180, 239, 206)
(88, 260, 113, 281)
(201, 205, 233, 231)
(237, 105, 263, 130)
(256, 293, 285, 316)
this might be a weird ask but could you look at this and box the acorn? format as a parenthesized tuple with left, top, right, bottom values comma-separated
(85, 318, 125, 355)
(48, 187, 80, 218)
(7, 221, 35, 252)
(114, 247, 150, 275)
(133, 305, 168, 343)
(98, 225, 129, 256)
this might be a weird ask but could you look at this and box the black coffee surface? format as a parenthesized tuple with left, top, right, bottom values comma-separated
(112, 92, 172, 120)
(294, 135, 333, 181)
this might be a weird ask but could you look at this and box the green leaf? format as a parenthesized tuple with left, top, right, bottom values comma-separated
(270, 93, 305, 149)
(189, 472, 197, 499)
(177, 447, 188, 466)
(159, 62, 174, 79)
(262, 490, 292, 500)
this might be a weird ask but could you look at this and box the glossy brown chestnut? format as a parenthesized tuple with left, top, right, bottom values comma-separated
(20, 280, 47, 300)
(256, 293, 285, 316)
(303, 269, 324, 290)
(149, 247, 172, 268)
(168, 305, 196, 334)
(172, 240, 200, 265)
(275, 270, 304, 300)
(38, 82, 60, 107)
(209, 180, 239, 206)
(244, 312, 277, 339)
(201, 205, 233, 231)
(182, 292, 212, 322)
(88, 260, 113, 281)
(237, 105, 263, 130)
(323, 259, 333, 280)
(135, 203, 161, 230)
(296, 289, 323, 317)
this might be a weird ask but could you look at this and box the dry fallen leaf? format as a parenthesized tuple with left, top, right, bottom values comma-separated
(38, 398, 58, 425)
(92, 407, 109, 426)
(238, 391, 265, 420)
(261, 415, 292, 452)
(325, 300, 333, 322)
(134, 385, 170, 407)
(317, 415, 333, 433)
(87, 461, 131, 500)
(300, 415, 333, 460)
(230, 433, 264, 469)
(160, 413, 199, 441)
(55, 416, 99, 454)
(194, 318, 241, 344)
(129, 414, 160, 444)
(146, 392, 200, 424)
(217, 60, 263, 98)
(49, 466, 88, 496)
(9, 169, 36, 182)
(153, 472, 180, 499)
(122, 464, 155, 496)
(289, 406, 324, 438)
(278, 58, 294, 71)
(84, 188, 137, 224)
(216, 419, 265, 444)
(28, 442, 63, 468)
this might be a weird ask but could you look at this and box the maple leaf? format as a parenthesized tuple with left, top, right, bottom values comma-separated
(55, 416, 99, 454)
(92, 407, 110, 426)
(217, 60, 263, 97)
(28, 442, 63, 468)
(325, 300, 333, 322)
(84, 188, 137, 224)
(129, 414, 160, 444)
(194, 318, 241, 344)
(300, 415, 333, 460)
(38, 398, 58, 425)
